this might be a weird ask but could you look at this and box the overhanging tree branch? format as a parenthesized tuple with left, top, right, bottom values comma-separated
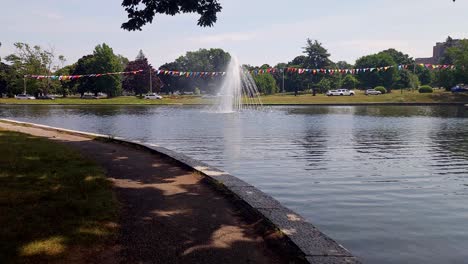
(121, 0, 222, 31)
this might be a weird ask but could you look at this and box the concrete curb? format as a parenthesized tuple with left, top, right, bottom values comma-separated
(0, 118, 360, 264)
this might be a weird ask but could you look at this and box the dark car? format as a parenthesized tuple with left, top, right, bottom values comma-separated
(451, 85, 468, 93)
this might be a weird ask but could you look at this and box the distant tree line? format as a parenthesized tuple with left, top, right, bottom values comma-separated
(1, 37, 467, 98)
(0, 43, 162, 98)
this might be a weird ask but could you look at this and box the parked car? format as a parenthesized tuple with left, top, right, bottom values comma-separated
(37, 95, 55, 100)
(15, 94, 35, 100)
(81, 94, 99, 99)
(365, 89, 382, 95)
(326, 89, 355, 96)
(451, 85, 468, 93)
(144, 93, 163, 99)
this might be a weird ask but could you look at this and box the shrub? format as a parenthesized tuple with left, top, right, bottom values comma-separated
(374, 86, 387, 94)
(418, 85, 433, 93)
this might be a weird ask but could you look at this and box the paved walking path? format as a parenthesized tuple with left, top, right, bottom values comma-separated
(0, 122, 288, 264)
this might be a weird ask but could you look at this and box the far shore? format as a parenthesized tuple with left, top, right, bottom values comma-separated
(1, 90, 467, 106)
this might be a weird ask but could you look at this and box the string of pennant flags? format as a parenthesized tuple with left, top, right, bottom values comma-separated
(23, 63, 455, 80)
(250, 64, 456, 75)
(24, 70, 144, 80)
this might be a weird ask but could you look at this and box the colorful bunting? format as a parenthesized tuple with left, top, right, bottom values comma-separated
(249, 63, 455, 76)
(25, 70, 144, 80)
(24, 63, 456, 81)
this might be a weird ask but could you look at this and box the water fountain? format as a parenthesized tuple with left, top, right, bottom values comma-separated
(215, 57, 263, 113)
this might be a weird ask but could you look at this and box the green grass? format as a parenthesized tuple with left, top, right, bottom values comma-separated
(260, 89, 468, 104)
(0, 90, 467, 105)
(0, 130, 117, 263)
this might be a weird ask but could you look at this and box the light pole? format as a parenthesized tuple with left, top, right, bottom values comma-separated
(282, 69, 285, 93)
(149, 69, 153, 93)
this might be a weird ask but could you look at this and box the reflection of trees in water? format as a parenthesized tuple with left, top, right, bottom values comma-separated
(70, 105, 153, 117)
(0, 105, 55, 119)
(431, 123, 468, 161)
(354, 105, 468, 118)
(286, 106, 355, 116)
(299, 126, 328, 169)
(351, 125, 407, 158)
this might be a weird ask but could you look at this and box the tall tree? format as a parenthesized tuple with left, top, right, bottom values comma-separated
(336, 61, 353, 69)
(159, 48, 230, 94)
(92, 43, 124, 97)
(446, 39, 468, 86)
(121, 0, 222, 30)
(253, 74, 278, 95)
(0, 62, 11, 97)
(302, 39, 332, 69)
(355, 53, 398, 91)
(123, 50, 162, 96)
(341, 74, 359, 89)
(71, 55, 98, 96)
(379, 49, 414, 65)
(4, 43, 60, 95)
(54, 64, 76, 97)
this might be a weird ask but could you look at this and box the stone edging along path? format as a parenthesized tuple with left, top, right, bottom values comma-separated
(0, 118, 360, 264)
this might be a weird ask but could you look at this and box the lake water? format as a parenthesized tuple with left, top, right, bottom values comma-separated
(1, 105, 467, 263)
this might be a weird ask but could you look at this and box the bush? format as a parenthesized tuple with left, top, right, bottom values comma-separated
(418, 85, 433, 93)
(374, 86, 387, 94)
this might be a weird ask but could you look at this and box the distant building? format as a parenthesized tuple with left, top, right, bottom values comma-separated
(415, 38, 461, 64)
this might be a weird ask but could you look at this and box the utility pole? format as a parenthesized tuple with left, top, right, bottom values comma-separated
(23, 76, 26, 94)
(149, 69, 153, 93)
(282, 69, 285, 93)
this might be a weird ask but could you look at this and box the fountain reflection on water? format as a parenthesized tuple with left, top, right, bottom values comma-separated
(215, 57, 263, 113)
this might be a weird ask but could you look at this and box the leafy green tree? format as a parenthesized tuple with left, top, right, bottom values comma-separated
(379, 49, 414, 65)
(71, 55, 98, 96)
(355, 53, 398, 91)
(336, 61, 353, 69)
(159, 48, 230, 94)
(434, 70, 457, 90)
(303, 39, 332, 69)
(446, 39, 468, 85)
(415, 66, 433, 85)
(121, 0, 222, 30)
(123, 50, 162, 96)
(54, 64, 76, 97)
(341, 74, 359, 89)
(4, 43, 58, 95)
(92, 43, 124, 97)
(0, 62, 11, 97)
(394, 69, 419, 90)
(317, 78, 332, 93)
(253, 74, 278, 95)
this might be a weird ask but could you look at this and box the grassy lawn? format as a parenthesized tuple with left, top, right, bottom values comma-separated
(260, 89, 468, 104)
(0, 130, 117, 263)
(0, 90, 467, 105)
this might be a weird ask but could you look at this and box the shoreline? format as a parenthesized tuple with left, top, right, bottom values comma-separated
(0, 102, 466, 106)
(0, 118, 360, 264)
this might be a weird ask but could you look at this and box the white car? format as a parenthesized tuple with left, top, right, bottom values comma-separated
(365, 89, 382, 95)
(326, 89, 355, 96)
(15, 94, 36, 100)
(144, 93, 163, 99)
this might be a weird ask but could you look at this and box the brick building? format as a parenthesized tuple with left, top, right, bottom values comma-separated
(415, 38, 461, 64)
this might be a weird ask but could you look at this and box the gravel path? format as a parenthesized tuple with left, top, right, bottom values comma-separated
(0, 122, 288, 264)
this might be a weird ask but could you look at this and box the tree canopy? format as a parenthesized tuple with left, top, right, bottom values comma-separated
(121, 0, 222, 31)
(123, 50, 162, 96)
(159, 48, 230, 94)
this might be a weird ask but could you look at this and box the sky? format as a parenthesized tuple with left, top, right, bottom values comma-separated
(1, 0, 467, 68)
